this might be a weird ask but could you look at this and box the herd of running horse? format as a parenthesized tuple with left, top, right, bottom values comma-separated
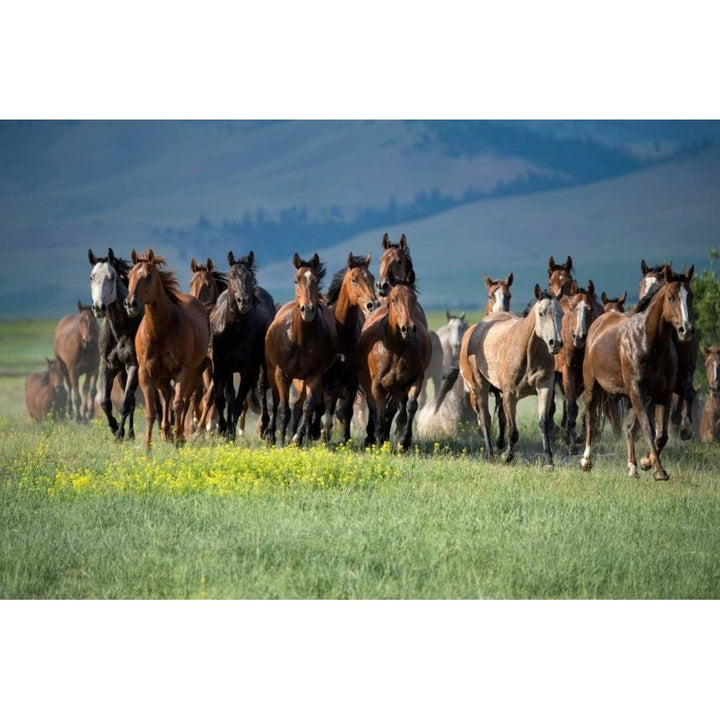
(24, 233, 720, 481)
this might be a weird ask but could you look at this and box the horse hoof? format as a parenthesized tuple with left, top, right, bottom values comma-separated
(653, 469, 669, 481)
(580, 457, 591, 472)
(501, 451, 514, 464)
(640, 457, 652, 471)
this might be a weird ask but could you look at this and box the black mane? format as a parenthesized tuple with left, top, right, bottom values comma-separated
(632, 279, 664, 314)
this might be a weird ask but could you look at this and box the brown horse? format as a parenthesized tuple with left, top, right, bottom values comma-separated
(699, 345, 720, 443)
(125, 249, 210, 448)
(264, 253, 338, 446)
(25, 357, 68, 421)
(356, 281, 432, 451)
(435, 285, 563, 466)
(548, 256, 575, 297)
(601, 291, 627, 313)
(554, 280, 602, 449)
(484, 273, 513, 315)
(54, 300, 100, 422)
(639, 260, 698, 440)
(581, 265, 695, 480)
(294, 252, 379, 443)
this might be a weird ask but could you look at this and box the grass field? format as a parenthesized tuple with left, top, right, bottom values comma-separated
(2, 317, 719, 599)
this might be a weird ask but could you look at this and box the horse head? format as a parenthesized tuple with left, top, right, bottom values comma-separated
(293, 252, 325, 323)
(125, 248, 175, 317)
(548, 255, 574, 297)
(189, 257, 222, 312)
(639, 259, 671, 299)
(343, 253, 379, 317)
(702, 345, 720, 395)
(227, 250, 257, 315)
(483, 272, 513, 313)
(533, 284, 563, 355)
(563, 279, 596, 349)
(76, 300, 98, 349)
(377, 233, 416, 297)
(661, 264, 695, 342)
(445, 310, 468, 359)
(601, 290, 627, 313)
(388, 282, 419, 342)
(89, 247, 127, 318)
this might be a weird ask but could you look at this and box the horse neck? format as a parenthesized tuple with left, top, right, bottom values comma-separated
(105, 278, 130, 327)
(142, 278, 173, 335)
(290, 303, 317, 343)
(642, 287, 674, 348)
(333, 285, 362, 341)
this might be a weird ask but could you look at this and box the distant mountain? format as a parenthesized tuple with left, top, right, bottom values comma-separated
(0, 120, 718, 317)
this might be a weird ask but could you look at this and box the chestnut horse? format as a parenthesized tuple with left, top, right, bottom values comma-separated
(356, 281, 432, 451)
(89, 248, 143, 440)
(699, 345, 720, 442)
(554, 280, 601, 449)
(548, 256, 575, 297)
(210, 250, 275, 439)
(581, 265, 695, 480)
(54, 300, 100, 422)
(25, 357, 68, 421)
(434, 285, 563, 466)
(601, 291, 627, 313)
(125, 249, 210, 448)
(639, 259, 698, 440)
(484, 273, 513, 315)
(264, 253, 338, 446)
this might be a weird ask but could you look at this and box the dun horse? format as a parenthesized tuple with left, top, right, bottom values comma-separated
(356, 281, 432, 451)
(435, 285, 563, 467)
(125, 249, 210, 448)
(640, 260, 698, 440)
(54, 300, 100, 422)
(699, 345, 720, 443)
(210, 250, 275, 439)
(89, 248, 142, 440)
(581, 265, 695, 480)
(25, 358, 68, 421)
(264, 253, 338, 446)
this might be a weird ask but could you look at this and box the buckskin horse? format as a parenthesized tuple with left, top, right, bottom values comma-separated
(356, 281, 432, 451)
(89, 247, 143, 440)
(264, 253, 338, 446)
(581, 265, 695, 480)
(434, 284, 564, 467)
(125, 249, 210, 448)
(54, 300, 100, 422)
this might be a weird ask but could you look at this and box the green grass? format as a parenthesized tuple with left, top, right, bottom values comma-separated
(0, 318, 58, 376)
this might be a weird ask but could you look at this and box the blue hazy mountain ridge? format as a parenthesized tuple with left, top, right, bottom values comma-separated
(0, 120, 718, 317)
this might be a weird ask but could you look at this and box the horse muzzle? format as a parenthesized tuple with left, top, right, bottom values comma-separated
(676, 323, 694, 342)
(124, 298, 140, 317)
(300, 304, 316, 322)
(235, 298, 252, 314)
(572, 333, 586, 349)
(92, 302, 107, 319)
(547, 337, 563, 354)
(376, 281, 390, 298)
(400, 324, 416, 341)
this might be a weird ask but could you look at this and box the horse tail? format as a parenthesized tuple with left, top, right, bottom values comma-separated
(434, 366, 459, 414)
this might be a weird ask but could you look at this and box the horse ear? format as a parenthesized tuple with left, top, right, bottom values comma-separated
(641, 259, 649, 275)
(311, 253, 320, 268)
(108, 248, 115, 263)
(228, 251, 236, 266)
(548, 256, 556, 273)
(77, 300, 83, 311)
(570, 280, 578, 294)
(347, 252, 355, 269)
(131, 249, 139, 264)
(292, 253, 302, 269)
(687, 264, 695, 281)
(566, 256, 573, 273)
(619, 291, 627, 304)
(588, 279, 594, 295)
(446, 309, 451, 321)
(190, 258, 199, 272)
(147, 248, 154, 263)
(601, 291, 609, 304)
(364, 253, 372, 266)
(207, 258, 214, 272)
(663, 264, 672, 283)
(483, 273, 492, 289)
(88, 249, 97, 265)
(534, 283, 542, 300)
(506, 272, 513, 287)
(382, 233, 391, 249)
(247, 251, 254, 267)
(399, 234, 407, 250)
(460, 311, 466, 321)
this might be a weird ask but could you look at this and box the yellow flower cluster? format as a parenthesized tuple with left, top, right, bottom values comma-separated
(43, 443, 401, 497)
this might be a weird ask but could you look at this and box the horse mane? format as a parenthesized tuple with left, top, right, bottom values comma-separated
(135, 253, 183, 302)
(631, 279, 664, 314)
(325, 255, 369, 305)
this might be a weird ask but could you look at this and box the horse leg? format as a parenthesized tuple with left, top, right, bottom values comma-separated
(139, 369, 157, 450)
(500, 393, 519, 464)
(681, 383, 696, 441)
(563, 371, 579, 452)
(118, 365, 138, 441)
(86, 368, 98, 421)
(234, 369, 258, 442)
(536, 382, 555, 468)
(580, 371, 604, 472)
(100, 362, 120, 436)
(629, 388, 669, 480)
(257, 365, 270, 439)
(275, 370, 292, 447)
(398, 383, 422, 452)
(379, 395, 398, 445)
(69, 370, 82, 422)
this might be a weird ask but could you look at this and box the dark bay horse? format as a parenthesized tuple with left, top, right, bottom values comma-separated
(25, 357, 67, 421)
(294, 252, 379, 443)
(54, 300, 100, 422)
(210, 250, 276, 439)
(484, 273, 513, 315)
(356, 281, 432, 451)
(376, 232, 442, 404)
(640, 259, 698, 440)
(581, 265, 695, 480)
(125, 249, 210, 448)
(554, 280, 601, 449)
(435, 285, 563, 466)
(89, 247, 142, 440)
(699, 345, 720, 443)
(264, 253, 338, 446)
